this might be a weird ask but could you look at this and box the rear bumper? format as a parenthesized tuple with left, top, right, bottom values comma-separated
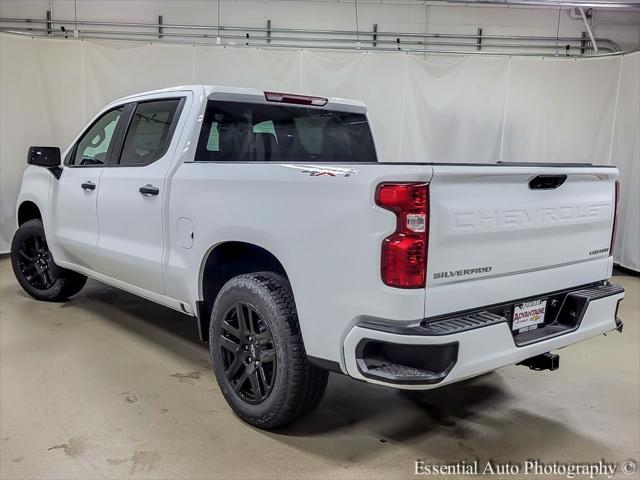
(343, 282, 624, 390)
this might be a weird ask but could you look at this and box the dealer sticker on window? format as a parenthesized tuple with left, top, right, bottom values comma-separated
(512, 299, 547, 332)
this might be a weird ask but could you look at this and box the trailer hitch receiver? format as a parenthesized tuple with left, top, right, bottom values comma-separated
(518, 352, 559, 371)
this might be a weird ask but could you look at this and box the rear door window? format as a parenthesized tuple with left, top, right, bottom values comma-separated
(196, 100, 376, 163)
(118, 99, 182, 166)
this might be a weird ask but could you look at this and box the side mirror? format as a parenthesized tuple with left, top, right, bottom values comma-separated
(28, 146, 61, 168)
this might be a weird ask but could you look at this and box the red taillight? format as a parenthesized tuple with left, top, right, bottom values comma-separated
(610, 180, 620, 255)
(376, 183, 429, 288)
(264, 91, 328, 106)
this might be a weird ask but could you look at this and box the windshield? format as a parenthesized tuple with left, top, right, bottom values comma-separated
(195, 100, 376, 163)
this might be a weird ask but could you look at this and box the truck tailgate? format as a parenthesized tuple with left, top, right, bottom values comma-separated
(425, 164, 618, 317)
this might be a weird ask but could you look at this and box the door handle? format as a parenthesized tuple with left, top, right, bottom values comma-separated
(529, 175, 567, 190)
(81, 181, 96, 191)
(139, 184, 160, 196)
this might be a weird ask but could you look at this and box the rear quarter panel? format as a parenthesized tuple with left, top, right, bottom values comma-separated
(166, 162, 433, 364)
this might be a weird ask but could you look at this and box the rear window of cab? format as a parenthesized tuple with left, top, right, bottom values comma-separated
(195, 100, 376, 163)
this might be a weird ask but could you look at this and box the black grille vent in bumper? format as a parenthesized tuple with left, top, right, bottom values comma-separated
(355, 340, 458, 385)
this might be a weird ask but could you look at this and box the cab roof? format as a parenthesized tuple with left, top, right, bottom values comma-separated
(108, 85, 367, 114)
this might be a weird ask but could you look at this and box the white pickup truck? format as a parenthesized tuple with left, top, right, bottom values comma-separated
(12, 85, 625, 429)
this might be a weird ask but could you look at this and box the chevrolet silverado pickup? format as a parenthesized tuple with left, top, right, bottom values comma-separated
(12, 85, 625, 429)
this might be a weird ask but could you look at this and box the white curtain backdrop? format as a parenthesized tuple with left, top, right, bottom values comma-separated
(1, 34, 638, 270)
(611, 53, 640, 271)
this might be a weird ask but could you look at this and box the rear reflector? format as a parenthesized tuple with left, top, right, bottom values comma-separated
(264, 91, 328, 106)
(376, 183, 429, 288)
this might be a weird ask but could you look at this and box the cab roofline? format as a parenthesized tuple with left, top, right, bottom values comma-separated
(105, 85, 366, 113)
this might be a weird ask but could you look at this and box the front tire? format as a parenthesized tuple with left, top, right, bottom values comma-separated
(209, 272, 328, 429)
(10, 219, 87, 301)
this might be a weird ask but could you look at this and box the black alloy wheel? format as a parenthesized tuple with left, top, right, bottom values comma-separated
(220, 302, 276, 404)
(209, 272, 329, 429)
(11, 219, 87, 301)
(16, 234, 57, 290)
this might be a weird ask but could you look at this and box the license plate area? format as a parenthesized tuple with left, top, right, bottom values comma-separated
(512, 298, 547, 333)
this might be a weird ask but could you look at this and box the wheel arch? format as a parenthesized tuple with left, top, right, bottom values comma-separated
(196, 241, 289, 343)
(17, 201, 42, 226)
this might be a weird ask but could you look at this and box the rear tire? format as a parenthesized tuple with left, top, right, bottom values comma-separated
(209, 272, 328, 429)
(10, 219, 87, 301)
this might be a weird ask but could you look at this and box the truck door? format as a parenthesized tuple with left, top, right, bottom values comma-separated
(96, 95, 187, 295)
(50, 107, 124, 272)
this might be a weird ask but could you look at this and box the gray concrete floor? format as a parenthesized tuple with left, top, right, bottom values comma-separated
(0, 257, 638, 480)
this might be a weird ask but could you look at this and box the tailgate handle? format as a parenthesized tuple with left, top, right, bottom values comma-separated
(529, 175, 567, 190)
